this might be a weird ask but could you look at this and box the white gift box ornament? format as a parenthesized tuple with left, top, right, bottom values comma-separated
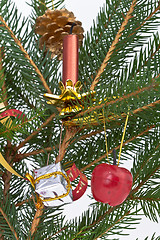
(34, 162, 73, 207)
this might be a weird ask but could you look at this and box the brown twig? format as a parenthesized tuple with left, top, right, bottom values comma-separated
(73, 130, 102, 143)
(16, 113, 55, 151)
(20, 130, 101, 159)
(15, 196, 34, 207)
(131, 165, 160, 196)
(132, 143, 160, 184)
(132, 99, 160, 114)
(18, 96, 159, 160)
(95, 1, 122, 44)
(28, 207, 44, 238)
(0, 16, 52, 94)
(20, 96, 160, 159)
(90, 0, 137, 91)
(0, 47, 8, 107)
(95, 211, 130, 240)
(129, 196, 160, 201)
(81, 125, 155, 172)
(77, 80, 158, 118)
(90, 2, 160, 91)
(55, 127, 78, 163)
(45, 227, 68, 240)
(129, 4, 160, 38)
(22, 146, 54, 159)
(0, 208, 19, 240)
(0, 115, 40, 135)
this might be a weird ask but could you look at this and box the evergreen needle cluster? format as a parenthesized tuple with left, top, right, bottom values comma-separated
(0, 0, 160, 239)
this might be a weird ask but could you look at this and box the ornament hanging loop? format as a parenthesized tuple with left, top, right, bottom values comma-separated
(113, 149, 117, 165)
(70, 23, 77, 34)
(102, 109, 110, 164)
(117, 109, 129, 166)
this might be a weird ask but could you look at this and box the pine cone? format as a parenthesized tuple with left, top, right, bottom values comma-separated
(35, 9, 84, 60)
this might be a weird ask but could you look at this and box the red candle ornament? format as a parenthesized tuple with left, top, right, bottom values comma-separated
(63, 34, 79, 86)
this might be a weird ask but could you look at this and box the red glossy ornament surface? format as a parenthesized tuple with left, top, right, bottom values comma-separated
(63, 34, 78, 86)
(91, 163, 133, 206)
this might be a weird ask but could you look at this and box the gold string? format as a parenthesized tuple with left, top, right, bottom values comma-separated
(38, 0, 49, 9)
(38, 0, 54, 10)
(117, 111, 129, 166)
(26, 171, 71, 202)
(102, 109, 110, 164)
(52, 0, 55, 10)
(58, 123, 63, 162)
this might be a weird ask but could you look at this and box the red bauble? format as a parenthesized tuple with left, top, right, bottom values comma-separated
(91, 163, 133, 206)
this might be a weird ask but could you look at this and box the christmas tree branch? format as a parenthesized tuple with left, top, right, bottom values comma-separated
(20, 123, 155, 164)
(72, 208, 130, 240)
(95, 1, 122, 44)
(132, 144, 160, 184)
(129, 196, 160, 202)
(0, 48, 8, 107)
(81, 125, 155, 171)
(0, 115, 40, 136)
(90, 0, 137, 91)
(132, 99, 160, 115)
(16, 113, 55, 151)
(1, 49, 13, 204)
(28, 207, 44, 238)
(77, 80, 158, 118)
(129, 3, 160, 38)
(20, 129, 100, 159)
(18, 91, 36, 110)
(84, 206, 116, 232)
(129, 142, 160, 198)
(74, 130, 102, 142)
(15, 196, 33, 207)
(140, 43, 160, 74)
(55, 127, 77, 163)
(54, 207, 115, 239)
(18, 96, 159, 160)
(0, 16, 52, 94)
(45, 227, 68, 240)
(73, 98, 160, 129)
(0, 207, 19, 240)
(21, 146, 54, 159)
(131, 162, 160, 195)
(95, 210, 130, 240)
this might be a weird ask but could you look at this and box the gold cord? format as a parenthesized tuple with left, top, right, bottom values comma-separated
(38, 0, 49, 9)
(52, 0, 55, 10)
(102, 109, 110, 164)
(59, 123, 63, 162)
(26, 171, 71, 202)
(117, 111, 129, 165)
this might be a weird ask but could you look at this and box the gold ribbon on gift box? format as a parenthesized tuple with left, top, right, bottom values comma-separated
(0, 153, 71, 207)
(0, 153, 23, 178)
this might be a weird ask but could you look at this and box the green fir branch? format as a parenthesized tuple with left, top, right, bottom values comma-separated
(0, 15, 51, 94)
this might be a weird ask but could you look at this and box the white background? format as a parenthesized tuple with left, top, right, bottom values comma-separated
(12, 0, 160, 239)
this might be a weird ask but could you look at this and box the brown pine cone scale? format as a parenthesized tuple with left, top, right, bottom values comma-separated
(35, 8, 84, 60)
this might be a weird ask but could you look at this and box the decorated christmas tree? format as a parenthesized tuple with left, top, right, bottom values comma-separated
(0, 0, 160, 239)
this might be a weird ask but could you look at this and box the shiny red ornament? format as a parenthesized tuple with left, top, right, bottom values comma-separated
(0, 109, 26, 120)
(66, 163, 88, 201)
(63, 34, 79, 86)
(91, 163, 133, 206)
